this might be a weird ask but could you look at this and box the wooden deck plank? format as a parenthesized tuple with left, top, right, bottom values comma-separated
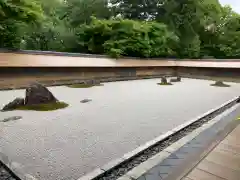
(205, 151, 240, 171)
(197, 160, 240, 180)
(183, 124, 240, 180)
(187, 168, 225, 180)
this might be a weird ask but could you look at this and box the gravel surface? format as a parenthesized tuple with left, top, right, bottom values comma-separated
(95, 100, 237, 180)
(1, 78, 240, 180)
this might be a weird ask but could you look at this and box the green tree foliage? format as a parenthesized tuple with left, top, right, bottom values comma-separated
(77, 18, 178, 58)
(217, 6, 240, 58)
(1, 0, 240, 59)
(110, 0, 164, 20)
(0, 0, 43, 22)
(23, 0, 71, 51)
(0, 0, 43, 48)
(62, 0, 111, 27)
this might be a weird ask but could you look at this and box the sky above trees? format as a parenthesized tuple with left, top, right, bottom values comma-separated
(219, 0, 240, 13)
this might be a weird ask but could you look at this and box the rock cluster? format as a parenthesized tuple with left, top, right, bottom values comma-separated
(161, 77, 168, 84)
(2, 83, 58, 111)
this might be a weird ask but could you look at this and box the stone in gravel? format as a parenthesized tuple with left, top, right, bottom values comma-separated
(170, 77, 181, 82)
(161, 77, 168, 84)
(158, 77, 173, 85)
(25, 83, 58, 105)
(1, 98, 24, 111)
(2, 116, 22, 122)
(80, 99, 92, 103)
(177, 76, 181, 81)
(211, 81, 230, 87)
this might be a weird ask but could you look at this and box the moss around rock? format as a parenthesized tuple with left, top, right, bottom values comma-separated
(157, 82, 173, 85)
(157, 77, 173, 85)
(1, 83, 68, 111)
(67, 83, 104, 88)
(211, 81, 230, 87)
(161, 77, 167, 84)
(16, 102, 69, 111)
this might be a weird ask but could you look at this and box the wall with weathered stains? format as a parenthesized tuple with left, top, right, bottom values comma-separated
(177, 67, 240, 77)
(0, 67, 174, 90)
(1, 52, 240, 68)
(0, 52, 240, 90)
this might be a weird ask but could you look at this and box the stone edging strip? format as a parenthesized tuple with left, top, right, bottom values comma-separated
(77, 96, 240, 180)
(117, 103, 240, 180)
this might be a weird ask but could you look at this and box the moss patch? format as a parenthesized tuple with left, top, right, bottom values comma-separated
(16, 102, 69, 111)
(157, 82, 173, 86)
(67, 84, 104, 88)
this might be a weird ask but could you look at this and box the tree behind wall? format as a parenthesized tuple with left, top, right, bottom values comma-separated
(0, 0, 43, 49)
(77, 18, 179, 58)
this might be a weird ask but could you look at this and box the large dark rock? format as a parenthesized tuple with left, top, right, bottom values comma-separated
(2, 98, 24, 111)
(25, 83, 58, 105)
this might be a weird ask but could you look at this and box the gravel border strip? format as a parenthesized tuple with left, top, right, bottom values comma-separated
(0, 161, 19, 180)
(78, 96, 240, 180)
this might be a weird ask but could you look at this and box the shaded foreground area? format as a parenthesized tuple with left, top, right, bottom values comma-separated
(0, 78, 240, 180)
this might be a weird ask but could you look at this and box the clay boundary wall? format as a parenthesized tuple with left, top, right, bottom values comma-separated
(1, 49, 240, 62)
(0, 52, 240, 90)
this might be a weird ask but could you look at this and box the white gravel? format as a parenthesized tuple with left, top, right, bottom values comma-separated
(0, 78, 240, 180)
